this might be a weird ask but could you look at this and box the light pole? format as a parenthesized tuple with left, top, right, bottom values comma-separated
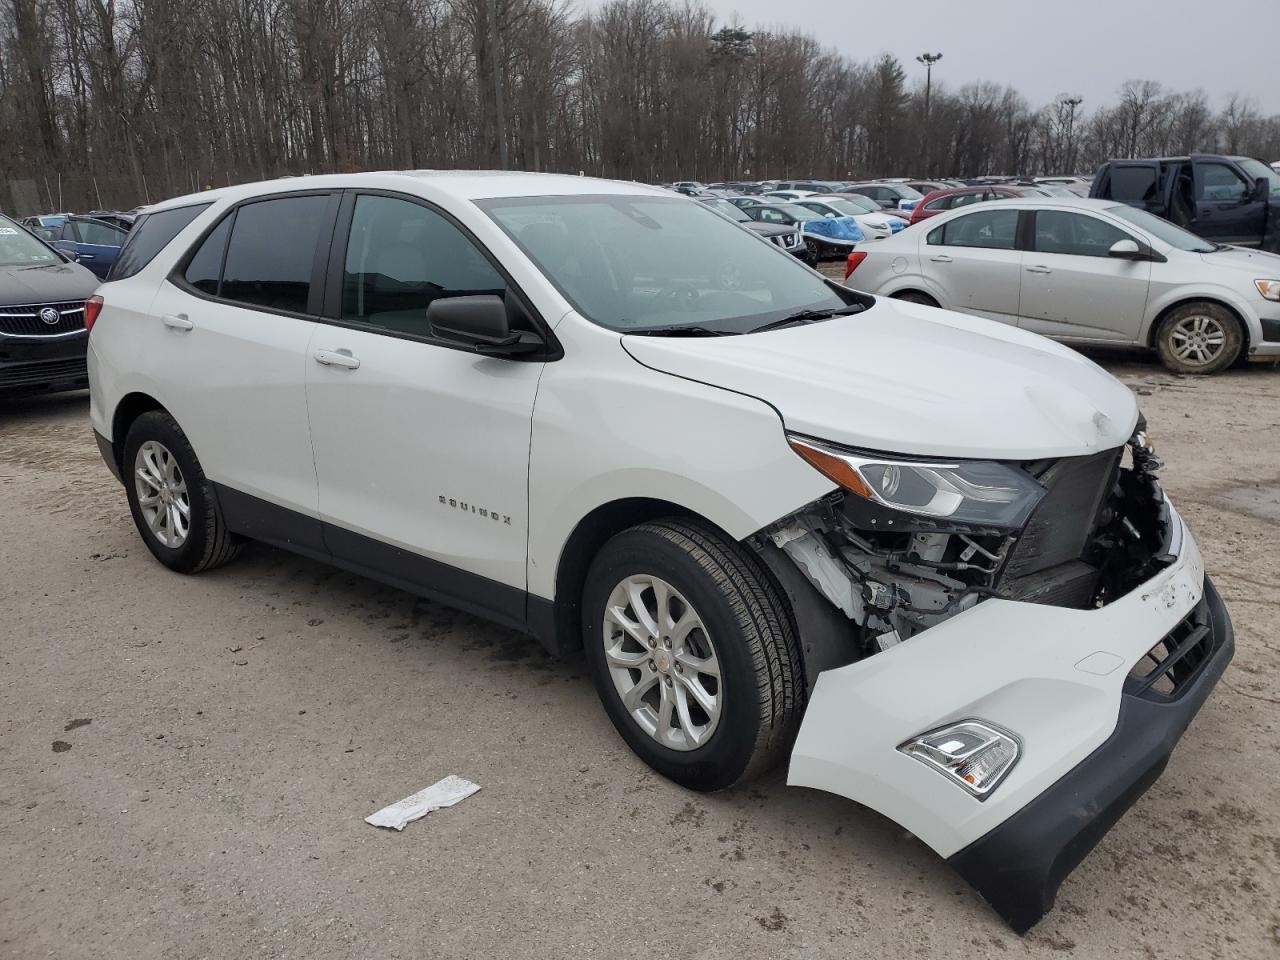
(1063, 96, 1083, 174)
(916, 53, 942, 172)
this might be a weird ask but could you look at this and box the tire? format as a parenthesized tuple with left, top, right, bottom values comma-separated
(582, 519, 803, 791)
(893, 290, 939, 308)
(1154, 302, 1243, 375)
(122, 410, 243, 574)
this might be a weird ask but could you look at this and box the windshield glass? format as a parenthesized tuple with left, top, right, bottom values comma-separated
(701, 199, 750, 222)
(1237, 158, 1280, 198)
(1107, 205, 1216, 252)
(482, 195, 850, 334)
(891, 184, 924, 200)
(771, 202, 822, 222)
(837, 194, 880, 213)
(823, 199, 870, 218)
(0, 220, 61, 267)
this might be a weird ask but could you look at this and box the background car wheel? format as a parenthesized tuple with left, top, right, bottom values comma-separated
(582, 519, 803, 791)
(893, 291, 939, 308)
(1155, 302, 1243, 375)
(123, 411, 243, 574)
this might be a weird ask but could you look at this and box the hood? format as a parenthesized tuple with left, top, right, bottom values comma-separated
(1198, 245, 1280, 275)
(0, 261, 99, 305)
(745, 222, 794, 239)
(621, 300, 1138, 461)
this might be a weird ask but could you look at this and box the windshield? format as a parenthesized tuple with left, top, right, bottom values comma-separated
(771, 202, 822, 222)
(823, 199, 871, 218)
(1107, 205, 1216, 252)
(701, 199, 751, 222)
(890, 184, 924, 200)
(0, 220, 62, 268)
(1237, 158, 1280, 198)
(837, 194, 881, 213)
(482, 195, 850, 334)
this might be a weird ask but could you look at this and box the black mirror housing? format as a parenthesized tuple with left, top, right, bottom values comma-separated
(427, 295, 543, 357)
(1255, 177, 1270, 202)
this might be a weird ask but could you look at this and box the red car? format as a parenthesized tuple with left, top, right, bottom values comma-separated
(909, 184, 1056, 225)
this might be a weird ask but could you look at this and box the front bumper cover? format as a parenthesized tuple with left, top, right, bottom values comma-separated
(948, 576, 1233, 932)
(787, 506, 1232, 932)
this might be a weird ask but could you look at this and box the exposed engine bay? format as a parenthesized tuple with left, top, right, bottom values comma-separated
(756, 427, 1174, 669)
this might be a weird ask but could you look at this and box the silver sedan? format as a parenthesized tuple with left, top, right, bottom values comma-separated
(846, 196, 1280, 373)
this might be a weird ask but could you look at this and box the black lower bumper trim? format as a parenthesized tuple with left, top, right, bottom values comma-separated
(947, 576, 1233, 934)
(95, 429, 122, 484)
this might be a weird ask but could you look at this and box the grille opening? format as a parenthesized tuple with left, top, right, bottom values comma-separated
(1125, 597, 1213, 701)
(0, 301, 88, 337)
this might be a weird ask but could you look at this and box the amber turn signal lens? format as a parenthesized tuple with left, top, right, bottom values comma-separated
(787, 437, 875, 499)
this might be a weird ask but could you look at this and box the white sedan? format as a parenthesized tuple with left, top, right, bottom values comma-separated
(845, 196, 1280, 373)
(792, 196, 906, 241)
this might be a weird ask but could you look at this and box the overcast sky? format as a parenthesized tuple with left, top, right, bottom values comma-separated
(580, 0, 1278, 115)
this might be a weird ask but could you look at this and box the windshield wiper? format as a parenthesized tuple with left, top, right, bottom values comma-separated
(750, 304, 865, 334)
(624, 325, 733, 337)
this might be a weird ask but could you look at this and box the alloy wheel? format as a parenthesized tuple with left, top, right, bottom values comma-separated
(1169, 313, 1227, 367)
(134, 440, 190, 547)
(602, 574, 722, 751)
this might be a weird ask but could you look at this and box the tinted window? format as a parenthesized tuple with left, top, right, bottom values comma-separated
(182, 215, 233, 295)
(110, 203, 211, 281)
(76, 219, 126, 246)
(950, 193, 985, 209)
(1109, 165, 1159, 205)
(1033, 211, 1131, 257)
(1199, 163, 1248, 202)
(341, 195, 504, 335)
(221, 195, 330, 313)
(929, 208, 1019, 249)
(753, 207, 789, 224)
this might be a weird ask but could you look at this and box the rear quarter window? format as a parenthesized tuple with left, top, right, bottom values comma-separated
(107, 203, 212, 281)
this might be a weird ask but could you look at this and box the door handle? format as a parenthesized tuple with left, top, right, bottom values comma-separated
(162, 313, 194, 331)
(1026, 265, 1052, 274)
(314, 348, 360, 370)
(78, 253, 96, 260)
(929, 255, 953, 263)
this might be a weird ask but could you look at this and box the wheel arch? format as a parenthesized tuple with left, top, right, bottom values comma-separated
(108, 391, 169, 476)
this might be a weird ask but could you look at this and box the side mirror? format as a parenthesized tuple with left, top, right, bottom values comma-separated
(427, 295, 542, 357)
(824, 212, 836, 218)
(1254, 177, 1270, 202)
(1108, 238, 1142, 259)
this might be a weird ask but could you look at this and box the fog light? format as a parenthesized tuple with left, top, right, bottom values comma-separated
(899, 720, 1020, 800)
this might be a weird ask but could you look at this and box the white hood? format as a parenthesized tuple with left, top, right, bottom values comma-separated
(1198, 245, 1280, 273)
(622, 300, 1139, 460)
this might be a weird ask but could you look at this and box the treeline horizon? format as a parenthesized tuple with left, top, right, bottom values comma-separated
(2, 0, 1278, 214)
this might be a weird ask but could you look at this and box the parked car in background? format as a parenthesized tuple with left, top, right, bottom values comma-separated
(775, 180, 844, 193)
(669, 181, 709, 196)
(909, 184, 1058, 224)
(762, 190, 817, 202)
(86, 210, 139, 232)
(904, 180, 965, 195)
(1035, 176, 1092, 196)
(793, 196, 904, 240)
(827, 193, 912, 222)
(695, 197, 814, 264)
(842, 181, 925, 212)
(19, 214, 70, 238)
(0, 212, 100, 395)
(1090, 154, 1280, 252)
(87, 170, 1233, 935)
(39, 215, 129, 279)
(845, 196, 1280, 374)
(739, 200, 864, 259)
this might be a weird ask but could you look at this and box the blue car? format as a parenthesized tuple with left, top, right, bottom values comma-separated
(24, 215, 127, 279)
(739, 201, 865, 260)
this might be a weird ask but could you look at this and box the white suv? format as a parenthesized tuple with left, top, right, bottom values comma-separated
(88, 172, 1232, 933)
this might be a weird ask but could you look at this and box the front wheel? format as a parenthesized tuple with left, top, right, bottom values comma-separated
(582, 519, 803, 791)
(1154, 302, 1243, 374)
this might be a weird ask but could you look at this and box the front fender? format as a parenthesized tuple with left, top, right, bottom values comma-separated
(1140, 283, 1262, 346)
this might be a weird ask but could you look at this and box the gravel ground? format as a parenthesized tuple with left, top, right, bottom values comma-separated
(2, 357, 1279, 960)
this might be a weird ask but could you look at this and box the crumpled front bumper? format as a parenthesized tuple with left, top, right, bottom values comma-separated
(787, 507, 1233, 931)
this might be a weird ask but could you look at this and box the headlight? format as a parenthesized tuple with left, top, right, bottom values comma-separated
(900, 720, 1021, 800)
(787, 434, 1045, 528)
(1255, 279, 1280, 301)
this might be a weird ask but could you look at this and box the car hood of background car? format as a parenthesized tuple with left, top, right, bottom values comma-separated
(803, 216, 862, 241)
(744, 222, 794, 239)
(0, 261, 99, 304)
(1198, 245, 1280, 273)
(621, 300, 1139, 461)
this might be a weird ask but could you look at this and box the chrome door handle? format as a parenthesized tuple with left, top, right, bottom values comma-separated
(1025, 265, 1052, 274)
(929, 255, 953, 263)
(314, 348, 360, 370)
(162, 314, 194, 331)
(78, 253, 96, 260)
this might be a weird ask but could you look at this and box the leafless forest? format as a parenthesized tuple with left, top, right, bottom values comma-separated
(2, 0, 1278, 213)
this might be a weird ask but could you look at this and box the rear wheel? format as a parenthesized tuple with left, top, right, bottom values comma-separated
(123, 411, 243, 573)
(1154, 302, 1242, 374)
(582, 519, 802, 791)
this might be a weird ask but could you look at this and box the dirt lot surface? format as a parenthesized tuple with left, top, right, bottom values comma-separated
(3, 358, 1279, 960)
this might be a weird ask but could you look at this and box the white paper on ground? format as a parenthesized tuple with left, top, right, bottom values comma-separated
(364, 775, 481, 831)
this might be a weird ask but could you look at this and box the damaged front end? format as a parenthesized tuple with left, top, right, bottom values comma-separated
(756, 423, 1233, 932)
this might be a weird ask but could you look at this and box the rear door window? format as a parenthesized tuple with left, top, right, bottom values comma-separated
(77, 219, 127, 247)
(109, 203, 210, 281)
(219, 195, 331, 313)
(1109, 165, 1160, 205)
(929, 208, 1020, 249)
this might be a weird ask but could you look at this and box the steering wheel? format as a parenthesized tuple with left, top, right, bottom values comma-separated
(655, 281, 701, 311)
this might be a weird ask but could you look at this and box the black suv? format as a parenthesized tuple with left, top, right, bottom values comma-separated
(1091, 154, 1280, 251)
(0, 215, 100, 396)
